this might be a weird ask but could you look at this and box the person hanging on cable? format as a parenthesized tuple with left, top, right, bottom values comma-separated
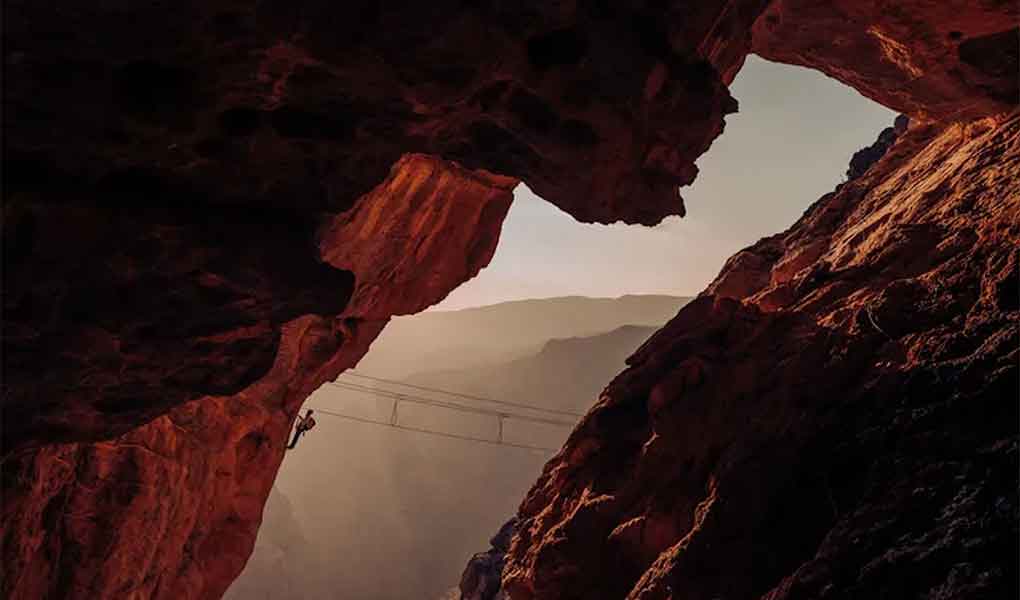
(287, 409, 317, 450)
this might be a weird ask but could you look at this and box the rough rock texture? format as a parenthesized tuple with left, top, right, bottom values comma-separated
(3, 0, 1019, 598)
(3, 0, 752, 452)
(504, 114, 1020, 599)
(752, 0, 1019, 122)
(1, 156, 514, 600)
(459, 519, 518, 600)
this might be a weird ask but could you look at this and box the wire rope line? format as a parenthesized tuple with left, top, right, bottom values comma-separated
(308, 370, 589, 454)
(325, 380, 577, 428)
(307, 407, 561, 453)
(341, 371, 585, 418)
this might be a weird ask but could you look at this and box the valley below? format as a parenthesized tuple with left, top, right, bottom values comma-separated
(226, 296, 689, 600)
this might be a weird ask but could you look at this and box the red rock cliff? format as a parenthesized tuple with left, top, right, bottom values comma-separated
(2, 1, 1018, 598)
(504, 112, 1019, 599)
(2, 155, 515, 600)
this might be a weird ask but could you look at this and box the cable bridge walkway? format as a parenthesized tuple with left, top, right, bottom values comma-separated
(308, 371, 586, 453)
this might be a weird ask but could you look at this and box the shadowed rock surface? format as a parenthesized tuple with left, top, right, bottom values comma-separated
(2, 0, 1018, 598)
(361, 295, 688, 380)
(459, 519, 518, 600)
(504, 114, 1020, 599)
(2, 156, 514, 600)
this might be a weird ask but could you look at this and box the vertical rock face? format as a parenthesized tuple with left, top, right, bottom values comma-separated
(503, 115, 1019, 599)
(1, 156, 514, 600)
(2, 315, 382, 600)
(2, 1, 1018, 598)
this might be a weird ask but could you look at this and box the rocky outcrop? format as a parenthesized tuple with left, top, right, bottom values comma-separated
(1, 156, 513, 600)
(3, 1, 1018, 598)
(752, 0, 1018, 121)
(504, 114, 1019, 599)
(460, 519, 518, 600)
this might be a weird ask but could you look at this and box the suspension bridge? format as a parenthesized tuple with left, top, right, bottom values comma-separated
(306, 371, 586, 453)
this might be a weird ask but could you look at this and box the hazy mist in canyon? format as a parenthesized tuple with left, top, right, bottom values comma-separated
(228, 295, 688, 600)
(227, 57, 896, 600)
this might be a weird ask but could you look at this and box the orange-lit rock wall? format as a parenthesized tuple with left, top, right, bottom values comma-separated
(2, 156, 514, 600)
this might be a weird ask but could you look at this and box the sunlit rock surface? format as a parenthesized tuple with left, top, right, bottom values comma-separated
(752, 0, 1018, 121)
(504, 114, 1019, 599)
(2, 0, 1018, 598)
(1, 156, 512, 600)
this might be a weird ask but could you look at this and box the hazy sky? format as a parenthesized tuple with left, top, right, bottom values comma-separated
(436, 56, 896, 310)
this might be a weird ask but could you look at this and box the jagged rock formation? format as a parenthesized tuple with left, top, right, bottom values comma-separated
(752, 1, 1019, 121)
(504, 114, 1020, 599)
(2, 0, 1018, 598)
(846, 115, 909, 180)
(460, 519, 518, 600)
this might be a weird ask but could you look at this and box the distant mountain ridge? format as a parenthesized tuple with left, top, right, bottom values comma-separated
(356, 295, 690, 380)
(229, 295, 691, 600)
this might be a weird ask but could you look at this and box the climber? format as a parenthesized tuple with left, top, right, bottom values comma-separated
(287, 409, 317, 450)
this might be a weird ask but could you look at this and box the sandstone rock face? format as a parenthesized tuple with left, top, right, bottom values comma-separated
(1, 156, 513, 600)
(3, 1, 1018, 599)
(752, 0, 1019, 122)
(504, 115, 1019, 599)
(319, 155, 516, 319)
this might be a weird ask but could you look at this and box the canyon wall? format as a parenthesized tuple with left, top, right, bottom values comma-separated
(4, 0, 750, 453)
(2, 155, 514, 600)
(3, 1, 1017, 598)
(503, 112, 1019, 599)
